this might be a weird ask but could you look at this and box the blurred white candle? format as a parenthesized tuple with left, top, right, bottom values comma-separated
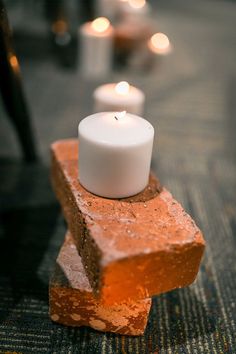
(78, 111, 154, 198)
(119, 0, 150, 19)
(93, 81, 145, 115)
(80, 17, 114, 78)
(148, 32, 172, 55)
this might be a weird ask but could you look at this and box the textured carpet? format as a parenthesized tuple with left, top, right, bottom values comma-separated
(0, 0, 236, 352)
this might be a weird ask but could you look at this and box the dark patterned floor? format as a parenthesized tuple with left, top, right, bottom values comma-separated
(0, 0, 236, 353)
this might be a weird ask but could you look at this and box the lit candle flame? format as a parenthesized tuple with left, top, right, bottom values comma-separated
(149, 32, 170, 54)
(115, 111, 127, 120)
(91, 17, 110, 33)
(128, 0, 146, 9)
(115, 81, 130, 95)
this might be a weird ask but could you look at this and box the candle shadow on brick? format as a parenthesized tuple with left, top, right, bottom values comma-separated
(118, 173, 162, 203)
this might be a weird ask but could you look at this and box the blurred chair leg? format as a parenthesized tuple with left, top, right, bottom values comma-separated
(0, 0, 38, 162)
(80, 0, 95, 22)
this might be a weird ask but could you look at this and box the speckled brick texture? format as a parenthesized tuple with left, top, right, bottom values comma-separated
(51, 139, 205, 305)
(49, 231, 151, 335)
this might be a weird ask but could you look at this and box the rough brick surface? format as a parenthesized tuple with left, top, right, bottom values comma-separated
(51, 139, 205, 305)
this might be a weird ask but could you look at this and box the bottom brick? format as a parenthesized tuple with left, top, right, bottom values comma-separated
(49, 231, 152, 335)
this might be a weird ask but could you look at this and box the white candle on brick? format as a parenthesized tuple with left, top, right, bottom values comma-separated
(80, 17, 114, 78)
(78, 111, 154, 198)
(93, 81, 145, 115)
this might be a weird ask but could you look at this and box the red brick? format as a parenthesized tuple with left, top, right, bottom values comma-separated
(51, 139, 205, 305)
(49, 231, 151, 335)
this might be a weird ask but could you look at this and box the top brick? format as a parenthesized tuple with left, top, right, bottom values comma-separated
(51, 139, 205, 305)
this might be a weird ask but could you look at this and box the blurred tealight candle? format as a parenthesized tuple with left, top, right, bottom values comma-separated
(80, 17, 114, 78)
(78, 111, 154, 198)
(93, 81, 145, 115)
(129, 0, 146, 9)
(119, 0, 150, 19)
(148, 32, 172, 55)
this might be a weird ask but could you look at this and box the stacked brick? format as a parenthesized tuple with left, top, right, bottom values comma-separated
(49, 139, 205, 335)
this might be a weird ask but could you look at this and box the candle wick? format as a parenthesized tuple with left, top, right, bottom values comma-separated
(114, 116, 118, 120)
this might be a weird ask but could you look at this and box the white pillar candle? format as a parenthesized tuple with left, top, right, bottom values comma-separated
(80, 17, 114, 78)
(148, 32, 172, 56)
(93, 81, 145, 115)
(78, 111, 154, 198)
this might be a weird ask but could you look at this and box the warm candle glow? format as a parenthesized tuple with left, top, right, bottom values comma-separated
(150, 32, 170, 51)
(128, 0, 146, 9)
(91, 17, 110, 33)
(51, 20, 68, 34)
(115, 111, 127, 120)
(9, 54, 20, 73)
(9, 55, 18, 68)
(115, 81, 130, 95)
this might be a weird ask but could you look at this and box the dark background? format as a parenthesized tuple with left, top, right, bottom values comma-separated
(0, 0, 236, 352)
